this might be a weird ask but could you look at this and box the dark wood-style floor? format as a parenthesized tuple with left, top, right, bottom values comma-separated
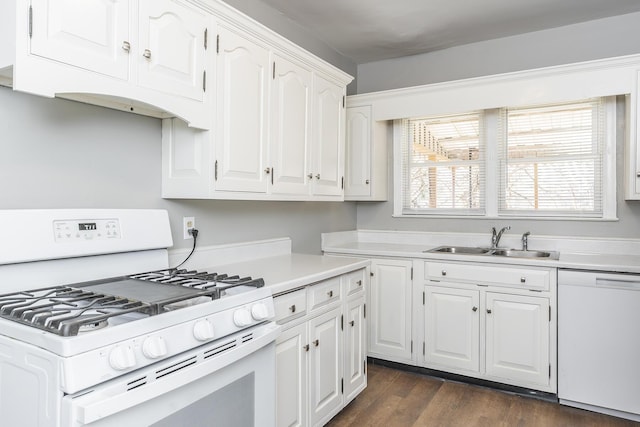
(327, 362, 639, 427)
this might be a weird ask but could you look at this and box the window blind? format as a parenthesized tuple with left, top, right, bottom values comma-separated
(401, 113, 485, 215)
(498, 99, 605, 217)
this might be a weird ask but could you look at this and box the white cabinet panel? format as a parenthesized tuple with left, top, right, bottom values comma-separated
(369, 259, 412, 362)
(215, 25, 270, 193)
(345, 106, 371, 198)
(30, 0, 129, 79)
(485, 292, 549, 387)
(424, 286, 479, 373)
(308, 307, 342, 427)
(311, 75, 345, 197)
(276, 323, 308, 427)
(344, 296, 366, 404)
(271, 54, 312, 196)
(138, 0, 207, 101)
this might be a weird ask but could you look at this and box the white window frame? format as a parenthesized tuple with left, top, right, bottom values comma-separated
(393, 97, 618, 220)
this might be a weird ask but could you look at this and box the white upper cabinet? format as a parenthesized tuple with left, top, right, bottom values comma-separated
(29, 0, 130, 80)
(310, 74, 346, 197)
(138, 0, 208, 101)
(160, 2, 352, 201)
(270, 54, 312, 196)
(3, 0, 212, 129)
(344, 102, 388, 201)
(214, 24, 270, 193)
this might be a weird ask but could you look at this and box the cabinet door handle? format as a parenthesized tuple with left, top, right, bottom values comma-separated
(289, 304, 296, 313)
(122, 41, 131, 52)
(520, 277, 526, 283)
(487, 309, 492, 314)
(303, 344, 309, 352)
(307, 173, 313, 179)
(636, 172, 640, 177)
(472, 306, 478, 312)
(264, 167, 271, 174)
(350, 320, 355, 327)
(316, 174, 321, 179)
(365, 179, 370, 184)
(357, 280, 362, 286)
(441, 270, 447, 276)
(313, 339, 319, 347)
(327, 290, 333, 298)
(143, 49, 152, 59)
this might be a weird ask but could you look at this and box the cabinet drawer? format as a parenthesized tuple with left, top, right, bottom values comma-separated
(425, 261, 550, 291)
(308, 277, 341, 312)
(343, 269, 366, 297)
(274, 288, 307, 324)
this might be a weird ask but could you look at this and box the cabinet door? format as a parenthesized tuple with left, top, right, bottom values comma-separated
(138, 0, 207, 101)
(270, 54, 312, 196)
(215, 25, 270, 193)
(424, 286, 480, 372)
(308, 307, 342, 427)
(310, 74, 345, 197)
(30, 0, 130, 79)
(344, 296, 366, 405)
(485, 293, 550, 387)
(369, 259, 413, 361)
(276, 323, 308, 427)
(345, 106, 371, 198)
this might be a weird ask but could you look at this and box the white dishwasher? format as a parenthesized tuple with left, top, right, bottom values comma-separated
(558, 269, 640, 422)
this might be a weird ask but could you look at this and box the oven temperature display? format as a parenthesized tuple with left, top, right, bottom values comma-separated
(54, 219, 121, 242)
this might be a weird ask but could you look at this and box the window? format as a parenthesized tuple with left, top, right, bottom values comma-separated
(395, 97, 617, 219)
(400, 113, 484, 215)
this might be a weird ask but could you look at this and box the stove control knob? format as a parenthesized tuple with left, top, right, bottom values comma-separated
(142, 336, 168, 359)
(251, 303, 269, 321)
(109, 345, 136, 371)
(193, 320, 215, 341)
(233, 308, 253, 327)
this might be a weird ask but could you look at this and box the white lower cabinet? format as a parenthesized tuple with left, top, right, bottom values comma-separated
(368, 258, 413, 363)
(422, 261, 556, 393)
(275, 268, 367, 427)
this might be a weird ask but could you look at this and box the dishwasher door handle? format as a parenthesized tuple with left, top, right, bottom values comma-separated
(596, 278, 640, 290)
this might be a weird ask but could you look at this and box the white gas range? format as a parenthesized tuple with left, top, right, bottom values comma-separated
(0, 209, 279, 427)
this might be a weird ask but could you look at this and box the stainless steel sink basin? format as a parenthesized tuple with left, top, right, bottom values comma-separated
(426, 246, 492, 255)
(490, 249, 558, 260)
(426, 246, 559, 260)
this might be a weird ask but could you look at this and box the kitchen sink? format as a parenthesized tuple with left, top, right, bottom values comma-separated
(491, 249, 559, 260)
(426, 246, 492, 255)
(426, 246, 559, 260)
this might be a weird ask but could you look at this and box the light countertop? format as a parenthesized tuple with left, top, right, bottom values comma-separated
(200, 253, 370, 295)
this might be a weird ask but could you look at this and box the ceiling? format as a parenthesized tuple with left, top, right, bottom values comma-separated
(258, 0, 640, 64)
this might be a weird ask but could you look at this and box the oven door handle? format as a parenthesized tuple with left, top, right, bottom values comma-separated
(64, 323, 280, 425)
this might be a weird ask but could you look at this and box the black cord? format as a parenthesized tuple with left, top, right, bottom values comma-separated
(173, 229, 198, 270)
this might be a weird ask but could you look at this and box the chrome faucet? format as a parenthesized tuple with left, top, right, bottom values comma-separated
(491, 226, 510, 249)
(521, 231, 531, 251)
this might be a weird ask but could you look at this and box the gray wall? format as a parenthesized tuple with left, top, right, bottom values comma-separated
(357, 11, 640, 93)
(356, 12, 640, 239)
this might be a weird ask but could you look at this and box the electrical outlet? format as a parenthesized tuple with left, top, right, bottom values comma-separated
(183, 217, 195, 239)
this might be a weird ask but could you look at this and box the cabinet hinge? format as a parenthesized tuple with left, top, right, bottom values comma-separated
(341, 314, 343, 331)
(411, 267, 414, 280)
(341, 176, 344, 190)
(28, 5, 33, 38)
(411, 340, 413, 353)
(423, 341, 425, 356)
(204, 28, 208, 50)
(216, 34, 220, 54)
(272, 62, 275, 80)
(214, 160, 218, 181)
(364, 359, 367, 374)
(549, 306, 551, 322)
(341, 378, 344, 394)
(364, 303, 366, 319)
(202, 70, 206, 92)
(342, 95, 345, 108)
(549, 364, 551, 378)
(423, 291, 425, 305)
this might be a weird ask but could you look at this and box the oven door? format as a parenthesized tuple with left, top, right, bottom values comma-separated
(61, 322, 280, 427)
